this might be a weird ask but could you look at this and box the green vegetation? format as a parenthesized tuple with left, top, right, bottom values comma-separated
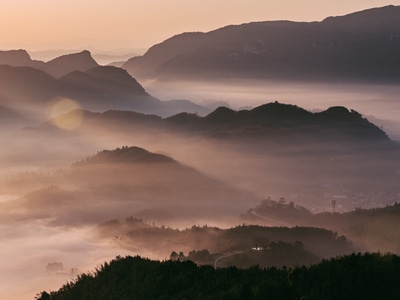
(37, 253, 400, 300)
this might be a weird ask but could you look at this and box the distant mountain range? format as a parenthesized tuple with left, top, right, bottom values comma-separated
(6, 5, 400, 87)
(1, 5, 399, 120)
(0, 64, 154, 115)
(0, 48, 196, 134)
(45, 102, 389, 143)
(0, 49, 98, 78)
(25, 102, 397, 214)
(0, 50, 207, 118)
(123, 5, 400, 83)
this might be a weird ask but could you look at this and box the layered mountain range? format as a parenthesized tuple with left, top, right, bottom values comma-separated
(13, 102, 395, 214)
(0, 50, 206, 120)
(2, 6, 400, 300)
(0, 146, 256, 225)
(123, 5, 400, 82)
(1, 5, 399, 123)
(44, 102, 389, 144)
(0, 49, 98, 77)
(0, 5, 398, 221)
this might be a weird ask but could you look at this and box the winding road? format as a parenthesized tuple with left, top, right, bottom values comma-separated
(213, 252, 243, 269)
(251, 211, 288, 226)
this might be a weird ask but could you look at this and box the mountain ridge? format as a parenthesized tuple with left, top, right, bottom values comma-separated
(0, 49, 99, 78)
(0, 64, 206, 117)
(0, 49, 44, 68)
(44, 102, 390, 142)
(73, 146, 175, 166)
(44, 50, 99, 77)
(0, 146, 256, 225)
(123, 5, 400, 82)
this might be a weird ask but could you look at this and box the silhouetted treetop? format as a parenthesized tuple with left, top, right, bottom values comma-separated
(74, 146, 175, 166)
(37, 253, 400, 300)
(163, 102, 389, 141)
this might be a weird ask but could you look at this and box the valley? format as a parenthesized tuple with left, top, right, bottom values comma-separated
(0, 4, 400, 299)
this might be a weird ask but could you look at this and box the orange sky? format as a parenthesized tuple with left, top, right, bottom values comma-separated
(0, 1, 398, 53)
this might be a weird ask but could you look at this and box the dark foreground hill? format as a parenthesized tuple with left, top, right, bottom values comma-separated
(36, 253, 400, 300)
(123, 5, 400, 83)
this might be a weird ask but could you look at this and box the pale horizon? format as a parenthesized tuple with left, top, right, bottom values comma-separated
(0, 1, 398, 55)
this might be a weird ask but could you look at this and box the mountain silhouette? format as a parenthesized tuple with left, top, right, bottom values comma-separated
(42, 102, 389, 143)
(37, 253, 400, 300)
(0, 64, 206, 117)
(0, 65, 58, 110)
(74, 146, 174, 165)
(123, 5, 400, 83)
(0, 146, 255, 225)
(0, 49, 44, 68)
(58, 65, 159, 111)
(10, 105, 399, 217)
(59, 65, 148, 96)
(170, 102, 389, 142)
(43, 50, 99, 77)
(0, 49, 98, 78)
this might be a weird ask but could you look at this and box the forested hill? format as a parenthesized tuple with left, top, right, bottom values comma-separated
(36, 253, 400, 300)
(49, 102, 390, 143)
(189, 103, 389, 141)
(73, 146, 175, 165)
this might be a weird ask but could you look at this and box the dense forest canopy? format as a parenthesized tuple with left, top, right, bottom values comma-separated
(36, 253, 400, 300)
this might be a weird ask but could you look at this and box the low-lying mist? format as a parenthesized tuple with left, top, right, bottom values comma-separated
(0, 222, 133, 300)
(0, 79, 399, 299)
(145, 79, 400, 140)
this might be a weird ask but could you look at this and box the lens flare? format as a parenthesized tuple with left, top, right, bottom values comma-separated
(50, 98, 83, 130)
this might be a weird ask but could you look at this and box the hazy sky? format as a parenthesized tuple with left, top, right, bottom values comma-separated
(0, 1, 398, 53)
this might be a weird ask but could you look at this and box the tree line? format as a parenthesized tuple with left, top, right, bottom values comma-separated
(37, 252, 400, 300)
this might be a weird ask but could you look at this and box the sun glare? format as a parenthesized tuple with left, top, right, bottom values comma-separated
(50, 98, 83, 130)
